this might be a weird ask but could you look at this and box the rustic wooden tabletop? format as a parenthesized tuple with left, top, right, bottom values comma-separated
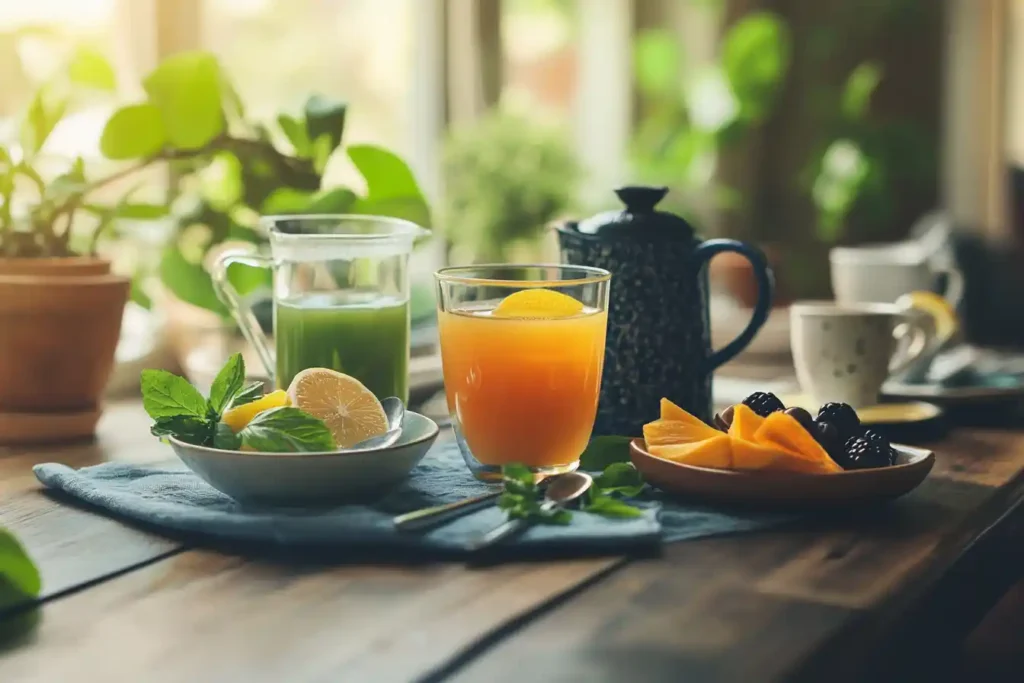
(0, 397, 1022, 683)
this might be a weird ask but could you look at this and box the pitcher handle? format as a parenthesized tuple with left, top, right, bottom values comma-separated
(694, 239, 774, 372)
(211, 251, 276, 379)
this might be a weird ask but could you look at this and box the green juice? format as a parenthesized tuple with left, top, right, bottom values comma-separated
(275, 292, 410, 402)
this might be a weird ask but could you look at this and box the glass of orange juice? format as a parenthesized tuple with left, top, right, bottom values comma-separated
(435, 265, 611, 480)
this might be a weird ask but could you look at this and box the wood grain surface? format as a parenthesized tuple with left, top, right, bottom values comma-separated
(0, 399, 1023, 683)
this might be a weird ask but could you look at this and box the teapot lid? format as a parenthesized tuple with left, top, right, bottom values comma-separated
(575, 186, 695, 240)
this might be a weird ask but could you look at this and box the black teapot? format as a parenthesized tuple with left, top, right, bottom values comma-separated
(557, 185, 773, 435)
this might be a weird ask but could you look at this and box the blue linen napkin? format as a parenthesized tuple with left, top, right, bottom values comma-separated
(33, 441, 790, 559)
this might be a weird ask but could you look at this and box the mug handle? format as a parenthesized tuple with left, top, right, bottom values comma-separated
(694, 239, 775, 372)
(935, 265, 964, 309)
(211, 251, 276, 379)
(889, 315, 936, 377)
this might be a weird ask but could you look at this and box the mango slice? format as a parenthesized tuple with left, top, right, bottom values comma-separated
(649, 434, 732, 469)
(753, 412, 842, 473)
(644, 418, 720, 446)
(727, 404, 764, 441)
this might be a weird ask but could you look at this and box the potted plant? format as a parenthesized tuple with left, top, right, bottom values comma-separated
(442, 110, 580, 264)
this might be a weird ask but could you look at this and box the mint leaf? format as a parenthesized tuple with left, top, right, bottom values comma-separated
(584, 495, 644, 519)
(208, 352, 245, 415)
(499, 463, 574, 525)
(140, 369, 208, 420)
(227, 382, 264, 410)
(579, 435, 633, 471)
(501, 463, 535, 496)
(213, 422, 242, 450)
(150, 415, 214, 445)
(0, 528, 40, 613)
(236, 407, 335, 452)
(594, 463, 645, 498)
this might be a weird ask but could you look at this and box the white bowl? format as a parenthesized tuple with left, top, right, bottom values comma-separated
(168, 411, 440, 506)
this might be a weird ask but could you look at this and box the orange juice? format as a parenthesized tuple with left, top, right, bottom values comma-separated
(438, 303, 607, 469)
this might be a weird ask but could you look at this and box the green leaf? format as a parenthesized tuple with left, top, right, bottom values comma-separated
(218, 73, 246, 124)
(159, 242, 227, 316)
(236, 407, 335, 452)
(348, 144, 431, 228)
(198, 152, 243, 210)
(501, 463, 535, 496)
(841, 61, 883, 121)
(303, 94, 347, 151)
(634, 29, 681, 97)
(208, 352, 246, 415)
(150, 415, 213, 446)
(0, 528, 40, 613)
(260, 187, 316, 215)
(20, 87, 68, 156)
(130, 276, 153, 310)
(722, 11, 790, 123)
(594, 462, 645, 497)
(85, 201, 169, 220)
(228, 382, 265, 409)
(68, 46, 116, 91)
(140, 369, 208, 420)
(579, 436, 633, 471)
(584, 496, 644, 519)
(213, 422, 242, 450)
(100, 104, 165, 160)
(144, 51, 224, 150)
(277, 114, 311, 156)
(310, 134, 335, 174)
(308, 187, 357, 213)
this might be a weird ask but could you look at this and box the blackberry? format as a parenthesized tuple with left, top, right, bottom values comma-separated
(843, 435, 891, 470)
(783, 407, 815, 433)
(813, 420, 845, 465)
(862, 429, 897, 466)
(742, 391, 785, 418)
(816, 402, 861, 441)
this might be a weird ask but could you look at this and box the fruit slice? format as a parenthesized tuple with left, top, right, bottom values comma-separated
(727, 404, 765, 441)
(896, 290, 959, 342)
(492, 288, 584, 319)
(658, 398, 707, 426)
(753, 412, 841, 473)
(644, 418, 720, 446)
(649, 434, 732, 469)
(286, 368, 388, 448)
(221, 390, 290, 433)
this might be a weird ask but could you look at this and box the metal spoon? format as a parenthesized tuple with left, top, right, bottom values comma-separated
(465, 471, 594, 552)
(344, 397, 405, 451)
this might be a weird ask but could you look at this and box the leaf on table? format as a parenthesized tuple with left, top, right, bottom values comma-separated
(208, 352, 246, 416)
(579, 435, 633, 471)
(236, 407, 335, 452)
(584, 495, 644, 519)
(594, 462, 645, 498)
(140, 369, 209, 420)
(0, 528, 40, 613)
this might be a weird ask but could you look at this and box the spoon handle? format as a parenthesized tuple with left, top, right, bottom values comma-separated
(393, 490, 502, 532)
(465, 501, 557, 552)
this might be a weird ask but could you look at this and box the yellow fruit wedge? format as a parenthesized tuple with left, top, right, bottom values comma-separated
(896, 290, 959, 342)
(492, 288, 584, 319)
(221, 390, 290, 433)
(649, 434, 733, 469)
(727, 404, 765, 442)
(286, 368, 388, 448)
(644, 418, 720, 446)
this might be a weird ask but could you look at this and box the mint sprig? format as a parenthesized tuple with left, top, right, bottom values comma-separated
(141, 353, 336, 453)
(498, 461, 646, 523)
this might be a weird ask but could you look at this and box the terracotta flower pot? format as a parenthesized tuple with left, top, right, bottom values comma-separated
(0, 257, 129, 425)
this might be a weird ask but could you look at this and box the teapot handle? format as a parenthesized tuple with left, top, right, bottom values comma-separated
(694, 239, 774, 372)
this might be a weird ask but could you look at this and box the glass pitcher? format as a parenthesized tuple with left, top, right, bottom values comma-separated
(212, 215, 428, 403)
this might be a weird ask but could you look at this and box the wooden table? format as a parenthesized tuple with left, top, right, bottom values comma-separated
(0, 400, 1022, 682)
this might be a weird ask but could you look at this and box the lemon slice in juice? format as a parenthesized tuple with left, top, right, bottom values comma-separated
(492, 289, 584, 318)
(286, 368, 388, 448)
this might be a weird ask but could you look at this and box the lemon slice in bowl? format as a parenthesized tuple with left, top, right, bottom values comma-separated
(286, 368, 389, 449)
(492, 289, 583, 318)
(221, 390, 290, 433)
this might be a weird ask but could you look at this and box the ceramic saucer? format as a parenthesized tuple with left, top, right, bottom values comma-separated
(779, 394, 945, 442)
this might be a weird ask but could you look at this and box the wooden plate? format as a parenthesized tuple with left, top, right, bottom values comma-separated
(630, 439, 934, 508)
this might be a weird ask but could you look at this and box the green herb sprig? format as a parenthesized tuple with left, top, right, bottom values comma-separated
(141, 354, 335, 453)
(498, 461, 646, 524)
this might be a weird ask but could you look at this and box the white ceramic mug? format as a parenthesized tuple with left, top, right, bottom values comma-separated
(829, 243, 963, 307)
(790, 302, 936, 408)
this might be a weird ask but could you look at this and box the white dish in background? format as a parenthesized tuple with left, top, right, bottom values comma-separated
(169, 411, 440, 506)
